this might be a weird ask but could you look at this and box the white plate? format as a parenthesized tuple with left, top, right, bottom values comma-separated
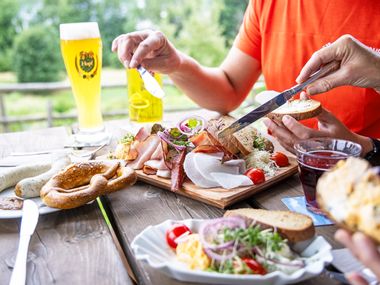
(0, 188, 60, 219)
(131, 219, 333, 285)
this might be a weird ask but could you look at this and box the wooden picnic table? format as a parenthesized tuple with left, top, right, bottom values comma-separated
(0, 112, 342, 285)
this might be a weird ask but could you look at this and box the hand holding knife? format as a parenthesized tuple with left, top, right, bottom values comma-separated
(218, 61, 340, 139)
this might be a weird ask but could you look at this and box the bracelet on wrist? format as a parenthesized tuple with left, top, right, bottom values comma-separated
(364, 138, 380, 166)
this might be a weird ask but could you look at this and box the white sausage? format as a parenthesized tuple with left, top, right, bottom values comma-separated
(15, 155, 71, 198)
(0, 163, 51, 192)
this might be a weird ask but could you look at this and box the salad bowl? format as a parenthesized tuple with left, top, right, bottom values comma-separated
(131, 219, 333, 285)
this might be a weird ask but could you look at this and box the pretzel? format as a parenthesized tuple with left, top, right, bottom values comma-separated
(40, 160, 137, 209)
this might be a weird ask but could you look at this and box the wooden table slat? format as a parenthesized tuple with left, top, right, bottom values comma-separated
(0, 127, 133, 285)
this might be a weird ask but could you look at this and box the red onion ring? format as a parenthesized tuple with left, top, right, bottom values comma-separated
(203, 247, 236, 262)
(157, 131, 186, 151)
(199, 217, 246, 252)
(177, 115, 206, 136)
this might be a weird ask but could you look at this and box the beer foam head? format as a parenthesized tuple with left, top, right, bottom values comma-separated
(60, 22, 100, 40)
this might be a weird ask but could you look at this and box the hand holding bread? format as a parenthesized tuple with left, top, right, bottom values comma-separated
(263, 107, 373, 155)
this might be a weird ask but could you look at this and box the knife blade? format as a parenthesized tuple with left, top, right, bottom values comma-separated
(9, 200, 39, 285)
(137, 65, 165, 99)
(218, 61, 340, 139)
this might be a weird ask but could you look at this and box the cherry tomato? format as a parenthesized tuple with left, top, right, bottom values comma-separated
(243, 258, 267, 275)
(166, 224, 192, 249)
(271, 152, 289, 167)
(244, 168, 265, 184)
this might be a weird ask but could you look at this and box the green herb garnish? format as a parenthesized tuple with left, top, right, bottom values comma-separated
(187, 118, 199, 129)
(253, 136, 266, 150)
(173, 140, 190, 146)
(169, 128, 182, 138)
(120, 133, 134, 144)
(222, 225, 284, 252)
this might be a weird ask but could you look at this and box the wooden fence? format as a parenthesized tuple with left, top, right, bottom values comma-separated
(0, 80, 201, 133)
(0, 80, 265, 133)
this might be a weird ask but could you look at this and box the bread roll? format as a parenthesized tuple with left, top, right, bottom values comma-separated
(317, 157, 380, 243)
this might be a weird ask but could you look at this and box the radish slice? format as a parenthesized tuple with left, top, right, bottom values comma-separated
(184, 152, 251, 189)
(184, 152, 219, 188)
(210, 172, 253, 189)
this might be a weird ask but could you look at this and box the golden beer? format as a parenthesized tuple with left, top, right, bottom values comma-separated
(127, 68, 163, 122)
(60, 22, 103, 131)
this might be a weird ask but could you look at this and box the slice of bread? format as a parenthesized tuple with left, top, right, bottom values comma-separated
(207, 116, 240, 154)
(224, 208, 315, 243)
(207, 116, 274, 155)
(233, 126, 274, 155)
(267, 99, 322, 124)
(317, 157, 380, 244)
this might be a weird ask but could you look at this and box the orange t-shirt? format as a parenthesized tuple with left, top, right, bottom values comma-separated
(234, 0, 380, 138)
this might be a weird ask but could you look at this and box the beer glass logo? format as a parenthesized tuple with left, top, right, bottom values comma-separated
(75, 51, 98, 79)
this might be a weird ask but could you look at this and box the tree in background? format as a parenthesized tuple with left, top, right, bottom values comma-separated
(0, 0, 247, 81)
(135, 0, 228, 67)
(219, 0, 249, 47)
(13, 26, 62, 82)
(173, 0, 227, 66)
(0, 0, 20, 71)
(33, 0, 131, 67)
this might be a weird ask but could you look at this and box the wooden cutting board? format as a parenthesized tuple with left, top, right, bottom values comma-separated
(136, 157, 298, 209)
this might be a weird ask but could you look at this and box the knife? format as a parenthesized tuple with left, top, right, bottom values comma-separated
(218, 61, 340, 139)
(137, 65, 165, 99)
(9, 200, 39, 285)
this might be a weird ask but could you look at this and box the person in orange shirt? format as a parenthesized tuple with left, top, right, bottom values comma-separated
(112, 0, 380, 156)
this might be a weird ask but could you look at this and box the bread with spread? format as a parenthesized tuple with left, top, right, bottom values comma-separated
(317, 157, 380, 243)
(267, 99, 322, 124)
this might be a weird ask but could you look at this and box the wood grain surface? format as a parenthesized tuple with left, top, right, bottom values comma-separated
(0, 127, 133, 285)
(106, 179, 340, 285)
(136, 159, 298, 208)
(103, 116, 341, 285)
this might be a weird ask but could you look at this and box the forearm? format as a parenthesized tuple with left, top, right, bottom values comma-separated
(169, 52, 246, 114)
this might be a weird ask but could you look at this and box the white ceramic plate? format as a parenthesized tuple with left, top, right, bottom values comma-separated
(132, 219, 333, 285)
(0, 188, 60, 219)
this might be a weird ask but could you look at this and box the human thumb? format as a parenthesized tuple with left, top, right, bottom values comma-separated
(306, 69, 348, 95)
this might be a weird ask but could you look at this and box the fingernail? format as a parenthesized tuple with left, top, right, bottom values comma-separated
(295, 75, 301, 84)
(300, 92, 308, 100)
(123, 60, 129, 69)
(282, 115, 292, 125)
(352, 232, 367, 244)
(262, 118, 271, 128)
(130, 59, 137, 68)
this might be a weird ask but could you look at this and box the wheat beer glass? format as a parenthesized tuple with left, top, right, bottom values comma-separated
(60, 22, 109, 145)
